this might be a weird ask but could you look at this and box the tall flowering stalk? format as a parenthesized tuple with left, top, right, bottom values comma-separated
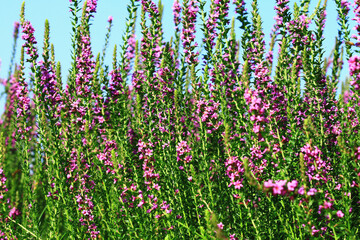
(180, 0, 199, 66)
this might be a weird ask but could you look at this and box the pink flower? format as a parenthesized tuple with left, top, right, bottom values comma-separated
(217, 222, 224, 230)
(229, 233, 237, 240)
(336, 210, 344, 218)
(137, 200, 144, 208)
(108, 16, 113, 23)
(307, 188, 317, 196)
(297, 186, 305, 195)
(311, 226, 319, 236)
(145, 148, 153, 156)
(9, 207, 19, 218)
(273, 180, 286, 195)
(253, 124, 260, 133)
(234, 180, 243, 189)
(323, 201, 332, 209)
(287, 180, 298, 192)
(264, 180, 274, 188)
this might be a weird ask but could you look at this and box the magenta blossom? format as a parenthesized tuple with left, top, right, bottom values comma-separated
(217, 222, 224, 230)
(287, 180, 298, 191)
(336, 210, 344, 218)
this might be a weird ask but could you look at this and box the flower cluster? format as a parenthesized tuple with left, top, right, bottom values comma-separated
(21, 21, 38, 61)
(195, 99, 222, 134)
(108, 68, 123, 98)
(74, 35, 95, 98)
(301, 143, 330, 182)
(176, 140, 192, 163)
(273, 0, 290, 32)
(38, 60, 62, 113)
(125, 34, 136, 62)
(172, 0, 181, 30)
(225, 156, 244, 189)
(353, 0, 360, 44)
(286, 14, 312, 50)
(263, 179, 301, 196)
(76, 194, 99, 239)
(137, 140, 160, 190)
(86, 0, 97, 15)
(244, 88, 269, 135)
(0, 168, 7, 201)
(181, 0, 199, 64)
(341, 0, 351, 15)
(15, 73, 31, 119)
(349, 55, 360, 91)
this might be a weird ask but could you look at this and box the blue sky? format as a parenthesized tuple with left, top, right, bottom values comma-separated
(0, 0, 354, 114)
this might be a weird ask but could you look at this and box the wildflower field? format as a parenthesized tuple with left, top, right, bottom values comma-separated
(0, 0, 360, 239)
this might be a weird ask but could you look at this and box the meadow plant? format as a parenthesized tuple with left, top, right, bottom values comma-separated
(0, 0, 360, 239)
